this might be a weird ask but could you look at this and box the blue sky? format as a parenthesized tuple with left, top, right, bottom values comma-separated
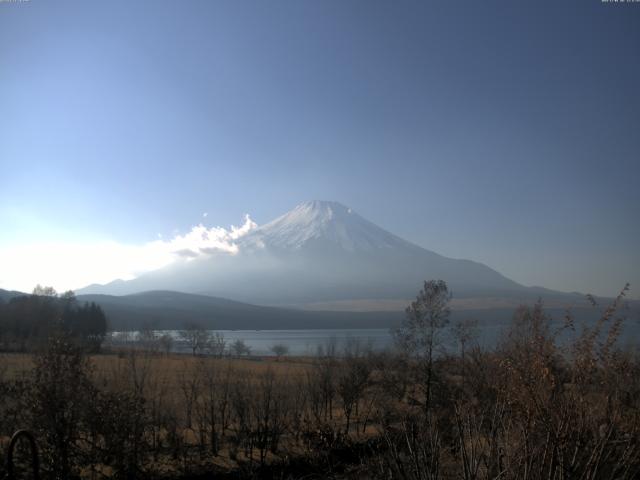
(0, 0, 638, 297)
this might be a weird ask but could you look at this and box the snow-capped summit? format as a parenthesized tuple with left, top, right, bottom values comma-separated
(241, 200, 409, 252)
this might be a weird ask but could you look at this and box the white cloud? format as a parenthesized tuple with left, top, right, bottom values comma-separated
(163, 214, 257, 258)
(0, 215, 257, 293)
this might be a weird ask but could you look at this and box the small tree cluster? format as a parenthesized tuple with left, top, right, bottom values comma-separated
(0, 287, 107, 352)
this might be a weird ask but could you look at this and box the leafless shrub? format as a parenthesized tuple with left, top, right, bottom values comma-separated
(28, 336, 96, 479)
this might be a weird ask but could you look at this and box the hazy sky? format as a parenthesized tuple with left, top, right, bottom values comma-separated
(1, 0, 638, 297)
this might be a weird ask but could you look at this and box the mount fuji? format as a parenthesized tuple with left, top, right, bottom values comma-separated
(78, 201, 573, 307)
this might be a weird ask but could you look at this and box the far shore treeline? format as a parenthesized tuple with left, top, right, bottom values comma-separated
(0, 285, 107, 352)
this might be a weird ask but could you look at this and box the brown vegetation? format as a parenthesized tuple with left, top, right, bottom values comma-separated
(0, 282, 638, 479)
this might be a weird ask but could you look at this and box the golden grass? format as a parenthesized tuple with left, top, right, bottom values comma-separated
(1, 352, 312, 375)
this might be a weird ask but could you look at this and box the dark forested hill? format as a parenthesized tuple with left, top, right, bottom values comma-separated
(76, 290, 403, 331)
(5, 288, 637, 333)
(0, 288, 24, 303)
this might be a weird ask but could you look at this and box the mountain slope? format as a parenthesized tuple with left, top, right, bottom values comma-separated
(78, 201, 575, 305)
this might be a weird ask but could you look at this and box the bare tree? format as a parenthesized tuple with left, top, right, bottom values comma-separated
(207, 332, 226, 357)
(337, 339, 372, 434)
(137, 323, 158, 351)
(158, 333, 173, 355)
(179, 323, 211, 356)
(270, 343, 289, 360)
(394, 279, 451, 413)
(32, 284, 57, 297)
(451, 318, 478, 386)
(197, 361, 235, 455)
(230, 338, 250, 357)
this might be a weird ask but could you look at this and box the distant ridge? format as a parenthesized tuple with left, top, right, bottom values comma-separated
(0, 288, 24, 303)
(2, 288, 636, 332)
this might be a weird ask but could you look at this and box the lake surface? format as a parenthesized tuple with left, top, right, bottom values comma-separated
(110, 320, 640, 356)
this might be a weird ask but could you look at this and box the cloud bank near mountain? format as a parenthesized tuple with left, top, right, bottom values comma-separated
(0, 215, 258, 293)
(169, 214, 257, 258)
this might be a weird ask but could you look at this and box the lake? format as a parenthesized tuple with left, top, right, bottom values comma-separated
(110, 319, 640, 356)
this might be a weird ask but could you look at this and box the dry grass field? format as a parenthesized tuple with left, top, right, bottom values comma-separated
(1, 290, 639, 479)
(1, 351, 316, 388)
